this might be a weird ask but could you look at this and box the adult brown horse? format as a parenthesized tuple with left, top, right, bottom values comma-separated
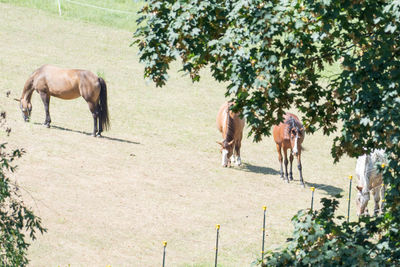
(16, 65, 109, 137)
(216, 102, 245, 167)
(273, 113, 305, 187)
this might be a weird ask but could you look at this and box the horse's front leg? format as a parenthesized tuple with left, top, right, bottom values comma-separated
(234, 142, 242, 166)
(289, 153, 294, 181)
(39, 91, 51, 128)
(381, 185, 386, 213)
(373, 187, 381, 216)
(283, 149, 289, 183)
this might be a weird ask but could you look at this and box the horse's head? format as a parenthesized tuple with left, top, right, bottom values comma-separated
(217, 139, 235, 167)
(356, 185, 370, 216)
(289, 125, 303, 156)
(15, 98, 32, 122)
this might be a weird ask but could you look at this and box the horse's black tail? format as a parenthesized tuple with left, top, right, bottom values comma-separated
(98, 77, 110, 131)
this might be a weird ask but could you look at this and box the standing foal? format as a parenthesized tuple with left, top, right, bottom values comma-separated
(273, 113, 305, 187)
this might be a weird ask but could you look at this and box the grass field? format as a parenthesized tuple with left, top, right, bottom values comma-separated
(0, 2, 368, 266)
(0, 0, 142, 31)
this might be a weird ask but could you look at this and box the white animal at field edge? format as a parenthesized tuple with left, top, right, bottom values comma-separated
(355, 149, 387, 216)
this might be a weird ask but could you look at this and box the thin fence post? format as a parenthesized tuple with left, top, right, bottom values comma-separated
(261, 206, 267, 263)
(347, 175, 353, 222)
(215, 224, 220, 267)
(57, 0, 62, 16)
(310, 187, 315, 211)
(162, 241, 167, 267)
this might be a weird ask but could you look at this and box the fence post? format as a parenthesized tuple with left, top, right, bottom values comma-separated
(347, 175, 353, 222)
(261, 206, 267, 263)
(215, 224, 220, 267)
(162, 241, 167, 267)
(310, 187, 315, 211)
(57, 0, 62, 16)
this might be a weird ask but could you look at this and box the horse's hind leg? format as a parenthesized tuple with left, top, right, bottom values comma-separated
(87, 102, 99, 137)
(297, 153, 305, 188)
(276, 144, 284, 179)
(98, 104, 103, 135)
(39, 91, 51, 128)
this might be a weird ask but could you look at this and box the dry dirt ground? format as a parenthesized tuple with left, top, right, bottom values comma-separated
(0, 3, 368, 267)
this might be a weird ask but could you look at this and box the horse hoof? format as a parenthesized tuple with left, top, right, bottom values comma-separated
(301, 183, 305, 188)
(96, 134, 102, 138)
(285, 179, 289, 183)
(44, 123, 50, 128)
(289, 177, 293, 181)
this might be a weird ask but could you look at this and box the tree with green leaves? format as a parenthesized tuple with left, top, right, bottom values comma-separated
(0, 111, 46, 266)
(134, 0, 400, 265)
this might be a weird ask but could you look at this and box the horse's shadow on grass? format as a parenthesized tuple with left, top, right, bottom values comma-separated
(239, 162, 281, 175)
(34, 123, 140, 145)
(238, 162, 343, 196)
(305, 182, 343, 196)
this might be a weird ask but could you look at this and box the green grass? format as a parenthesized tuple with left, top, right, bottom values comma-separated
(0, 0, 143, 31)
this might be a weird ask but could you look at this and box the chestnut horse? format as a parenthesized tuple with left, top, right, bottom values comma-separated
(272, 113, 305, 187)
(17, 65, 109, 136)
(216, 102, 245, 167)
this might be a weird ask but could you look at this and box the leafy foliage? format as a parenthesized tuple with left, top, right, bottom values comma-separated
(134, 0, 400, 265)
(0, 112, 46, 266)
(256, 196, 388, 266)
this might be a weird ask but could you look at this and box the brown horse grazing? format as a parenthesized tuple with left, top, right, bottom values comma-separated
(17, 65, 109, 137)
(273, 113, 305, 187)
(216, 102, 245, 167)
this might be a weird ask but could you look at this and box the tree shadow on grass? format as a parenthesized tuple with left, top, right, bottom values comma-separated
(239, 162, 281, 175)
(34, 123, 140, 145)
(305, 181, 344, 196)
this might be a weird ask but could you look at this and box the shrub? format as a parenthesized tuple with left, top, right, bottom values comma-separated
(0, 111, 46, 266)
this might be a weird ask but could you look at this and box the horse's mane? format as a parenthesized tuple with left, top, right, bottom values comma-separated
(225, 103, 235, 143)
(286, 117, 297, 130)
(21, 75, 35, 102)
(286, 116, 303, 136)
